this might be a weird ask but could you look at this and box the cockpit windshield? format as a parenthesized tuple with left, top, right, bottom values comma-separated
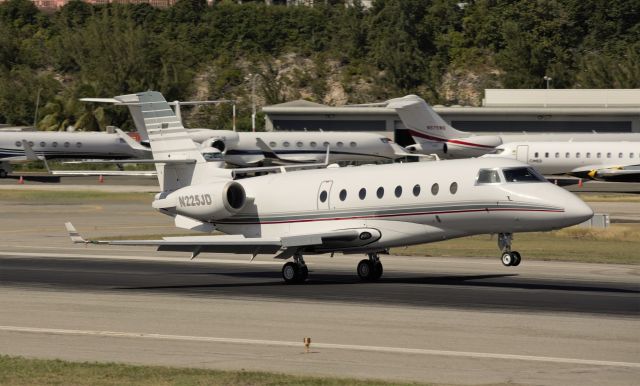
(203, 152, 224, 162)
(477, 169, 501, 183)
(502, 167, 546, 183)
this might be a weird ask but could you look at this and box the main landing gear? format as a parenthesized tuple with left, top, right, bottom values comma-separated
(282, 253, 309, 284)
(357, 253, 383, 281)
(498, 233, 521, 267)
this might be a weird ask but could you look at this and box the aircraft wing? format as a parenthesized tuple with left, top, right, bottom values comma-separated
(65, 222, 376, 259)
(570, 164, 640, 182)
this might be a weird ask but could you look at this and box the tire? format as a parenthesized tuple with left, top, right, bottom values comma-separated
(372, 261, 383, 280)
(357, 259, 373, 281)
(282, 262, 299, 284)
(501, 252, 513, 267)
(511, 251, 521, 266)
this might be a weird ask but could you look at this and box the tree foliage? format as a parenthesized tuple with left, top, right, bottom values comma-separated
(0, 0, 637, 129)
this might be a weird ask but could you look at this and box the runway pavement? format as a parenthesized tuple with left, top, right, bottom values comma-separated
(0, 186, 639, 385)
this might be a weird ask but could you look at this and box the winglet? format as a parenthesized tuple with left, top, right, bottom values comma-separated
(255, 137, 281, 160)
(115, 128, 150, 152)
(65, 222, 88, 244)
(21, 140, 41, 161)
(323, 144, 330, 165)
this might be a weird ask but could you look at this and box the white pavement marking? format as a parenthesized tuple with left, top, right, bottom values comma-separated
(1, 325, 638, 369)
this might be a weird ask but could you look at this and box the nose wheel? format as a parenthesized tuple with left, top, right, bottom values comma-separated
(282, 253, 308, 284)
(498, 233, 521, 267)
(357, 253, 383, 281)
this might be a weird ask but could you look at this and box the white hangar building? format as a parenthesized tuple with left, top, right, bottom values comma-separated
(262, 89, 640, 146)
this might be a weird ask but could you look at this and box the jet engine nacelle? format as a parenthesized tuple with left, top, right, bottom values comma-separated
(193, 131, 240, 153)
(159, 181, 246, 222)
(443, 135, 502, 158)
(406, 142, 445, 155)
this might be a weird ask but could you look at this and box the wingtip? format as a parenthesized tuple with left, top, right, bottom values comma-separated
(65, 222, 86, 243)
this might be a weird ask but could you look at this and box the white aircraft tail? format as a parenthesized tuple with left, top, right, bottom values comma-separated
(386, 95, 470, 142)
(121, 91, 231, 191)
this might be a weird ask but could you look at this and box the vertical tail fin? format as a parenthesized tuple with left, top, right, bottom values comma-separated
(386, 95, 470, 143)
(118, 91, 231, 192)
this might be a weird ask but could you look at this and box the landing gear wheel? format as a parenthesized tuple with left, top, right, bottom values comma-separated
(282, 262, 299, 283)
(373, 261, 383, 280)
(501, 252, 513, 267)
(511, 251, 521, 266)
(357, 259, 374, 281)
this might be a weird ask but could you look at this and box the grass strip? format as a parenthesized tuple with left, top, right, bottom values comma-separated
(0, 355, 428, 386)
(0, 190, 154, 203)
(393, 224, 640, 265)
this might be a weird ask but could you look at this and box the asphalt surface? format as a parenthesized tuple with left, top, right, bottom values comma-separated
(1, 255, 638, 317)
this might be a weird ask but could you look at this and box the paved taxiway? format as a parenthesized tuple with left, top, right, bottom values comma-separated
(0, 189, 639, 385)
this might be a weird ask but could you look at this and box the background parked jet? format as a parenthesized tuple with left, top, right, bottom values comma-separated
(386, 95, 640, 159)
(86, 95, 411, 167)
(67, 91, 593, 283)
(484, 141, 640, 182)
(0, 129, 148, 178)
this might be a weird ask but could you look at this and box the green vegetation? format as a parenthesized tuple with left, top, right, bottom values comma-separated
(0, 355, 428, 386)
(0, 189, 153, 202)
(393, 224, 640, 265)
(0, 0, 638, 131)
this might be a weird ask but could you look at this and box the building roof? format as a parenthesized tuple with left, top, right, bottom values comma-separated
(483, 89, 640, 108)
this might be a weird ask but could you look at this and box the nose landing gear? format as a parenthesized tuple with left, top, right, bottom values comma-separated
(357, 252, 383, 281)
(498, 233, 521, 267)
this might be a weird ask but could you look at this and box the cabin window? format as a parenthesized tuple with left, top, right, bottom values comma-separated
(477, 169, 501, 184)
(337, 141, 344, 147)
(359, 188, 366, 200)
(310, 141, 317, 147)
(39, 142, 45, 147)
(619, 152, 623, 158)
(52, 142, 57, 147)
(269, 141, 276, 147)
(319, 190, 328, 203)
(555, 152, 560, 158)
(630, 153, 634, 159)
(283, 141, 290, 147)
(450, 182, 458, 194)
(350, 141, 357, 147)
(15, 141, 21, 147)
(28, 141, 34, 147)
(544, 152, 549, 158)
(576, 152, 581, 158)
(394, 185, 402, 197)
(502, 167, 545, 183)
(607, 152, 612, 158)
(597, 152, 601, 158)
(296, 141, 303, 147)
(376, 187, 384, 198)
(64, 142, 70, 148)
(323, 141, 330, 147)
(534, 152, 539, 158)
(565, 152, 570, 158)
(412, 184, 420, 196)
(339, 189, 347, 201)
(431, 183, 439, 195)
(586, 152, 591, 158)
(76, 142, 82, 148)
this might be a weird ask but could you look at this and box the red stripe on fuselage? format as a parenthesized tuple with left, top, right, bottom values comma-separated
(409, 130, 496, 149)
(218, 207, 564, 225)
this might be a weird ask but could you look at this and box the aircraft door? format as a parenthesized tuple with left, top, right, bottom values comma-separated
(317, 180, 333, 210)
(516, 145, 529, 162)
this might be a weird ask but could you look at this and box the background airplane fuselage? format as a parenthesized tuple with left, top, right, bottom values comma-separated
(209, 158, 591, 253)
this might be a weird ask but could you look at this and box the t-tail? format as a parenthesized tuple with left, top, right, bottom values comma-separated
(387, 95, 502, 158)
(126, 91, 232, 192)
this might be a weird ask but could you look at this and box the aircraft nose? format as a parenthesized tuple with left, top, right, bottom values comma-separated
(564, 195, 594, 225)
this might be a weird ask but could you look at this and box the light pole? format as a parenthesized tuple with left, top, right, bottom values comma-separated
(248, 73, 258, 132)
(543, 75, 552, 89)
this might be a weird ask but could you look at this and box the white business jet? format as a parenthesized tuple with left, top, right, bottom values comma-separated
(66, 91, 593, 283)
(484, 141, 640, 182)
(386, 95, 640, 158)
(86, 95, 408, 167)
(0, 129, 148, 178)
